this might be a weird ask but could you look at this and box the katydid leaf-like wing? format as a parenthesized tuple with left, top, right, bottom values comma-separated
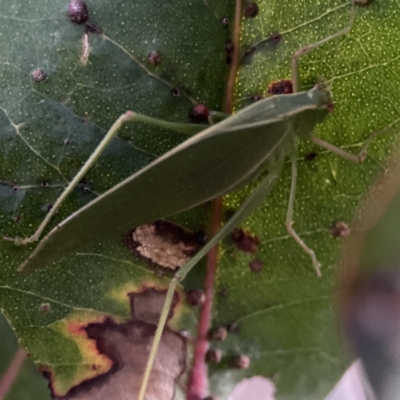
(19, 91, 328, 272)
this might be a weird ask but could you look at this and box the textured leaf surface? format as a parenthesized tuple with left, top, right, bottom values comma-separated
(0, 0, 398, 399)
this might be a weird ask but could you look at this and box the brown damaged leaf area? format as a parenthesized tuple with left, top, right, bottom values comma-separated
(51, 289, 185, 400)
(124, 220, 202, 270)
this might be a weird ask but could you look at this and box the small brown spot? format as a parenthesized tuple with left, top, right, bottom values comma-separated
(222, 17, 229, 25)
(187, 289, 205, 306)
(171, 88, 181, 97)
(226, 41, 234, 53)
(231, 228, 260, 254)
(232, 354, 250, 369)
(249, 259, 263, 273)
(148, 50, 161, 66)
(305, 152, 318, 161)
(68, 0, 89, 24)
(125, 221, 200, 270)
(330, 221, 351, 238)
(208, 327, 228, 342)
(14, 215, 21, 223)
(326, 103, 335, 113)
(270, 33, 282, 44)
(31, 69, 47, 83)
(252, 94, 262, 102)
(244, 46, 256, 57)
(267, 79, 293, 96)
(244, 2, 259, 18)
(39, 303, 51, 313)
(85, 23, 102, 34)
(206, 348, 222, 364)
(190, 104, 210, 123)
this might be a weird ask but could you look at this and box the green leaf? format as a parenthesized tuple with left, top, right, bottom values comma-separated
(0, 0, 398, 399)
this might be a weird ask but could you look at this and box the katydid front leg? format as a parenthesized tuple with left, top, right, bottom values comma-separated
(4, 112, 204, 246)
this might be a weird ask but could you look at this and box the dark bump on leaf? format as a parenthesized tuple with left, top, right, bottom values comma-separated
(270, 33, 282, 44)
(231, 228, 260, 254)
(186, 289, 205, 307)
(206, 348, 222, 364)
(190, 104, 210, 124)
(194, 230, 208, 245)
(39, 303, 51, 313)
(41, 181, 49, 188)
(68, 0, 89, 24)
(232, 354, 250, 369)
(244, 2, 259, 18)
(171, 88, 181, 97)
(226, 41, 234, 53)
(14, 215, 21, 223)
(123, 221, 201, 270)
(179, 330, 190, 339)
(330, 221, 351, 238)
(208, 327, 228, 342)
(31, 68, 47, 83)
(305, 152, 318, 161)
(244, 46, 256, 57)
(78, 179, 92, 194)
(12, 186, 19, 192)
(225, 55, 232, 65)
(252, 94, 262, 102)
(249, 259, 263, 273)
(148, 50, 162, 66)
(267, 79, 293, 96)
(222, 17, 229, 25)
(64, 138, 70, 145)
(85, 23, 102, 34)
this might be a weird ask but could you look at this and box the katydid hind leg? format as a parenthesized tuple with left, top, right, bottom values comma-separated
(291, 1, 356, 93)
(138, 163, 284, 400)
(286, 155, 322, 277)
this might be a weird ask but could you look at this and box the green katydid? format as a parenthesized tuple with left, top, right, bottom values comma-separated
(13, 1, 366, 278)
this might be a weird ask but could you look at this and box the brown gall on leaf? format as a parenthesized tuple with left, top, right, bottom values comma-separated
(330, 221, 351, 238)
(208, 327, 228, 342)
(326, 103, 335, 113)
(39, 303, 51, 313)
(171, 87, 181, 97)
(249, 259, 263, 273)
(190, 104, 210, 123)
(148, 50, 161, 66)
(124, 221, 201, 270)
(186, 289, 206, 306)
(232, 354, 250, 369)
(31, 68, 47, 83)
(244, 2, 259, 18)
(206, 348, 222, 364)
(68, 0, 89, 24)
(267, 79, 293, 96)
(231, 228, 260, 254)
